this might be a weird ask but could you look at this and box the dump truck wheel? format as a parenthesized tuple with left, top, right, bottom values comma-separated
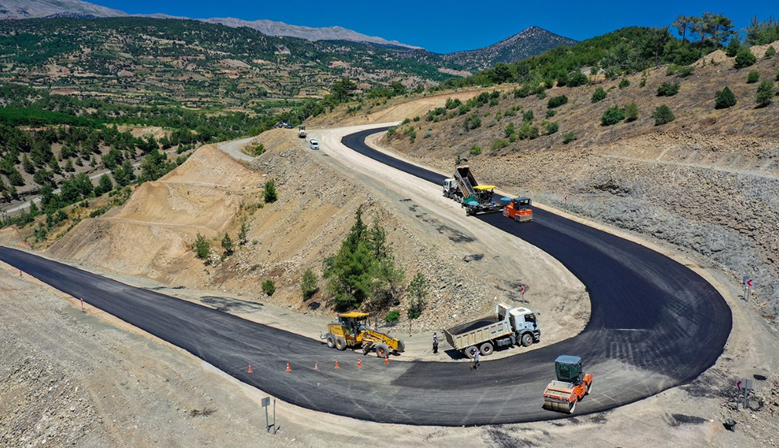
(465, 346, 479, 359)
(375, 344, 389, 358)
(520, 333, 534, 347)
(479, 342, 494, 356)
(326, 334, 336, 349)
(335, 337, 347, 351)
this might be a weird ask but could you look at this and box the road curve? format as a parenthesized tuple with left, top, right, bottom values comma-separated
(0, 126, 731, 425)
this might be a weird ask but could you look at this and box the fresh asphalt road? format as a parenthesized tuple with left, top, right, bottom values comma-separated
(0, 128, 731, 426)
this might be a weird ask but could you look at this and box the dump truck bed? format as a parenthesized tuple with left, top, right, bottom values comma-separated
(444, 314, 513, 351)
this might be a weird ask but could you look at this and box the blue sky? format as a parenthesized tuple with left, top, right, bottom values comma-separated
(94, 0, 777, 54)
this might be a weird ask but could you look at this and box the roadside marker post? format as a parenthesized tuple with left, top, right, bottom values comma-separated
(80, 297, 85, 312)
(261, 397, 276, 434)
(743, 276, 753, 302)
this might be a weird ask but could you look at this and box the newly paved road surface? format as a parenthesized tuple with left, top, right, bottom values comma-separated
(0, 127, 731, 425)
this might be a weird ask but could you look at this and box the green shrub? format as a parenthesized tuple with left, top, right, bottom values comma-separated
(264, 179, 277, 203)
(624, 102, 639, 122)
(504, 123, 515, 138)
(262, 279, 276, 296)
(619, 78, 631, 89)
(756, 81, 774, 107)
(547, 95, 568, 109)
(568, 71, 589, 87)
(469, 145, 482, 155)
(545, 122, 559, 134)
(776, 71, 779, 81)
(523, 110, 534, 122)
(715, 86, 737, 109)
(465, 114, 481, 130)
(601, 106, 626, 126)
(490, 139, 509, 151)
(194, 233, 210, 259)
(301, 269, 319, 300)
(726, 38, 741, 57)
(734, 48, 757, 69)
(545, 109, 556, 118)
(384, 310, 400, 323)
(252, 143, 265, 156)
(221, 233, 233, 256)
(591, 87, 607, 103)
(676, 66, 694, 78)
(657, 81, 680, 97)
(651, 105, 676, 125)
(563, 132, 577, 144)
(765, 46, 776, 59)
(747, 71, 760, 83)
(640, 77, 647, 87)
(517, 122, 539, 140)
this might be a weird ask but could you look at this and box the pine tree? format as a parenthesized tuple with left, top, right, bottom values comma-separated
(715, 86, 737, 109)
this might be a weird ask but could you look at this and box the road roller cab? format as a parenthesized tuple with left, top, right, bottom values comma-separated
(542, 355, 593, 414)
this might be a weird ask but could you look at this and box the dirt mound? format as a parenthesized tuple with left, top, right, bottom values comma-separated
(47, 145, 264, 285)
(0, 226, 30, 249)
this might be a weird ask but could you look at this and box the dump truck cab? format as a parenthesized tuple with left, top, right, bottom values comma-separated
(324, 312, 405, 357)
(503, 197, 533, 223)
(543, 355, 593, 414)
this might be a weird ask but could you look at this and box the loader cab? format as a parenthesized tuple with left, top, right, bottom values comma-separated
(337, 311, 369, 336)
(555, 355, 583, 385)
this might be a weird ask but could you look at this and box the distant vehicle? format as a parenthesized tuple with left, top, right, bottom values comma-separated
(309, 138, 319, 150)
(443, 165, 503, 215)
(298, 125, 307, 138)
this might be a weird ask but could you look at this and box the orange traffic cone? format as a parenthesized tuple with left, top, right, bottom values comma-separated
(248, 364, 253, 373)
(314, 362, 319, 370)
(357, 358, 362, 367)
(286, 362, 291, 372)
(335, 360, 340, 369)
(384, 355, 389, 364)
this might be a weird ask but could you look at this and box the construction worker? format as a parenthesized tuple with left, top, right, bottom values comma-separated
(472, 350, 480, 370)
(432, 333, 439, 354)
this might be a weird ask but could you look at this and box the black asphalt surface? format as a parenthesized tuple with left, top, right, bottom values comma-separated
(0, 127, 732, 426)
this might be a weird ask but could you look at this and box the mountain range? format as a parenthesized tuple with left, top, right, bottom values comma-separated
(0, 0, 576, 66)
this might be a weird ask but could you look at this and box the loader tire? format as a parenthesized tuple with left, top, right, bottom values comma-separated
(479, 342, 494, 356)
(335, 337, 347, 351)
(520, 333, 534, 347)
(326, 334, 336, 349)
(375, 344, 389, 358)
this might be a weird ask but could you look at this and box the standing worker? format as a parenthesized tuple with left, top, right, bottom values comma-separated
(432, 333, 439, 354)
(472, 350, 480, 370)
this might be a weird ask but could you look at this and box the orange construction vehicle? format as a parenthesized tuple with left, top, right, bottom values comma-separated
(503, 197, 533, 223)
(542, 355, 593, 414)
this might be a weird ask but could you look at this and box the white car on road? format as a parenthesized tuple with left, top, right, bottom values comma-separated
(309, 138, 319, 150)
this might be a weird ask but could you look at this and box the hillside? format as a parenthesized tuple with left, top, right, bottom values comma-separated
(382, 42, 779, 323)
(0, 0, 125, 19)
(0, 17, 456, 107)
(443, 26, 577, 71)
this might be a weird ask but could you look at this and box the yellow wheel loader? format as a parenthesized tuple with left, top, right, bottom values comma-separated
(322, 312, 405, 357)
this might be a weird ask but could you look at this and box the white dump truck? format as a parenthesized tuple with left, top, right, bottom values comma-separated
(443, 303, 540, 358)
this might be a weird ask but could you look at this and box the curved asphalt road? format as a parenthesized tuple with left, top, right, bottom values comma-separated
(0, 127, 731, 426)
